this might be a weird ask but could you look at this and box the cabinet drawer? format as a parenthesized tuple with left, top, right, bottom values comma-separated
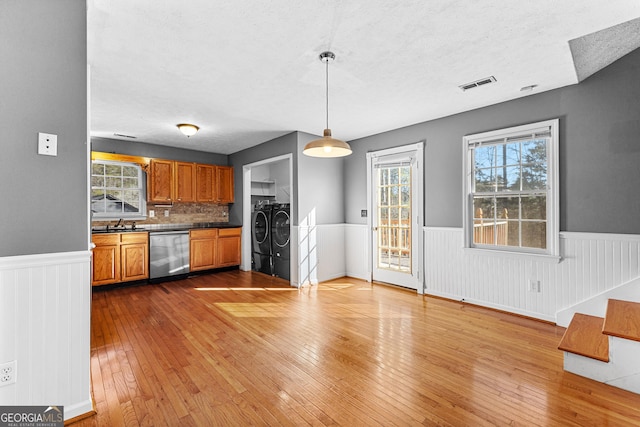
(121, 232, 148, 244)
(190, 229, 217, 239)
(92, 234, 119, 246)
(218, 227, 241, 237)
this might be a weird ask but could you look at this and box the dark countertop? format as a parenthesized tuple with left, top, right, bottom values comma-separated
(92, 222, 242, 234)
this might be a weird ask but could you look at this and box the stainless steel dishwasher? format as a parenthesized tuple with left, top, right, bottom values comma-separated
(149, 230, 190, 280)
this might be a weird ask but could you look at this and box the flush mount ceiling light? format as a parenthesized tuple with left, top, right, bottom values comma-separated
(177, 123, 199, 137)
(303, 51, 352, 158)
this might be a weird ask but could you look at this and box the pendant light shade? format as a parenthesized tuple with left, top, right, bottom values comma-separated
(177, 123, 199, 137)
(303, 51, 351, 158)
(302, 128, 352, 157)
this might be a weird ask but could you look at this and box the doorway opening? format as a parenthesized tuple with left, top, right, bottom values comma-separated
(241, 154, 294, 284)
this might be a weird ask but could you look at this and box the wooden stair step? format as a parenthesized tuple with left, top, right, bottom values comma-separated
(603, 299, 640, 342)
(558, 313, 609, 362)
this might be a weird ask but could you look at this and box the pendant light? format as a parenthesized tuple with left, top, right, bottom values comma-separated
(303, 51, 352, 157)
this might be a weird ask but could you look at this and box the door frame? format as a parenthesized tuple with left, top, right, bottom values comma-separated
(241, 154, 293, 279)
(366, 142, 424, 293)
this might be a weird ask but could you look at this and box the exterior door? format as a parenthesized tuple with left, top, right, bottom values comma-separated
(368, 143, 423, 291)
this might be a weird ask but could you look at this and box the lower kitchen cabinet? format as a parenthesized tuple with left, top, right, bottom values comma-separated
(190, 227, 241, 272)
(120, 233, 149, 281)
(92, 232, 149, 286)
(217, 228, 241, 267)
(92, 235, 120, 286)
(190, 229, 218, 272)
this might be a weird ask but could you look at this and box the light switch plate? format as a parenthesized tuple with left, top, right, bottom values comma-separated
(38, 133, 58, 156)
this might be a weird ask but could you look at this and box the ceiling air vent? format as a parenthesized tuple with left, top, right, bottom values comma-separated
(113, 133, 137, 139)
(459, 76, 497, 91)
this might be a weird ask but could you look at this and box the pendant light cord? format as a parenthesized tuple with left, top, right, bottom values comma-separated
(325, 56, 329, 130)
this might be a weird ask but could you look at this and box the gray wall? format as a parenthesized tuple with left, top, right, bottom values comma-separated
(269, 159, 291, 203)
(0, 0, 87, 257)
(229, 131, 346, 226)
(345, 48, 640, 234)
(92, 137, 228, 164)
(297, 132, 345, 225)
(229, 132, 298, 224)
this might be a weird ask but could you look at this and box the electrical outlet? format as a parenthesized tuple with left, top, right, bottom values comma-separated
(38, 132, 58, 156)
(149, 210, 155, 217)
(0, 361, 17, 387)
(164, 210, 169, 217)
(528, 280, 541, 293)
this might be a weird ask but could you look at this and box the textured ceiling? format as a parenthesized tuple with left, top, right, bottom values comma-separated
(570, 17, 640, 82)
(88, 0, 640, 154)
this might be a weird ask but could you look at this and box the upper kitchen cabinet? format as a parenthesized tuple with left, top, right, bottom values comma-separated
(148, 159, 174, 202)
(148, 158, 233, 204)
(174, 161, 196, 202)
(216, 166, 234, 204)
(196, 164, 215, 202)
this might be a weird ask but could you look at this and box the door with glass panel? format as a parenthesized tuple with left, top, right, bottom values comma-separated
(369, 146, 422, 291)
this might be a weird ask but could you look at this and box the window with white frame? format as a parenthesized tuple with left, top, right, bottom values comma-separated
(463, 119, 559, 257)
(91, 160, 147, 219)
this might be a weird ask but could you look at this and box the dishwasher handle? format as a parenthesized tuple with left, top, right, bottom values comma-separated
(150, 230, 190, 236)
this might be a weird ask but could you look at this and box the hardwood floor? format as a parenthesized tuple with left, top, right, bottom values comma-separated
(72, 271, 640, 426)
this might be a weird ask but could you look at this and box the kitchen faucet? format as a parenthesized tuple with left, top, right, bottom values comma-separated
(115, 218, 124, 228)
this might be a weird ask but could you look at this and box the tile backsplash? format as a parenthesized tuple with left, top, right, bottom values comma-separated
(92, 203, 229, 227)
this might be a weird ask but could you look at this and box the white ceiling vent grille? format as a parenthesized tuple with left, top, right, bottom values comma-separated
(459, 76, 497, 91)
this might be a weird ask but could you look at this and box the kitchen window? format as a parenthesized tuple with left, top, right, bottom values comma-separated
(91, 160, 147, 219)
(463, 119, 559, 258)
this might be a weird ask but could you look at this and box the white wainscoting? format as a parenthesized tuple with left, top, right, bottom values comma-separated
(345, 224, 370, 281)
(423, 228, 640, 323)
(0, 251, 92, 421)
(296, 224, 346, 285)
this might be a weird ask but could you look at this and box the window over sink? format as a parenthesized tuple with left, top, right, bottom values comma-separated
(91, 160, 147, 220)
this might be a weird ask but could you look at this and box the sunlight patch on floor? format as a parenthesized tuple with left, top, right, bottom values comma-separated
(214, 302, 292, 317)
(215, 302, 412, 319)
(195, 287, 297, 291)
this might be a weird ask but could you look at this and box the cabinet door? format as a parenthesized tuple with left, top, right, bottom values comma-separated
(121, 243, 148, 282)
(149, 159, 173, 202)
(190, 238, 217, 271)
(215, 166, 234, 204)
(175, 162, 196, 202)
(196, 164, 215, 202)
(217, 233, 241, 267)
(92, 244, 119, 286)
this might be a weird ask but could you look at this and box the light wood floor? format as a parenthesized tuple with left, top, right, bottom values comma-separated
(72, 271, 640, 426)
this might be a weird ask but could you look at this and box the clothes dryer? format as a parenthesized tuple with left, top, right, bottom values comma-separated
(271, 204, 290, 280)
(251, 205, 273, 275)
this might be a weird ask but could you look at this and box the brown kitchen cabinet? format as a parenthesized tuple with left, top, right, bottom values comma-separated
(148, 159, 174, 202)
(215, 166, 234, 203)
(190, 227, 241, 271)
(190, 228, 218, 271)
(92, 234, 120, 286)
(196, 164, 215, 202)
(216, 228, 241, 267)
(174, 161, 196, 202)
(149, 159, 233, 204)
(149, 159, 196, 203)
(120, 233, 149, 282)
(92, 232, 149, 286)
